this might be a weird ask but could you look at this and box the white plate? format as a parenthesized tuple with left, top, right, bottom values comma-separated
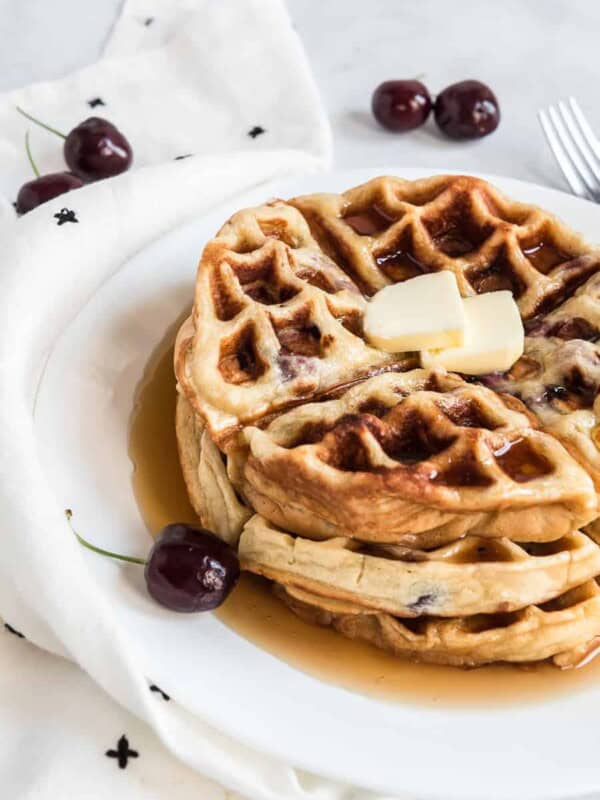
(34, 168, 600, 800)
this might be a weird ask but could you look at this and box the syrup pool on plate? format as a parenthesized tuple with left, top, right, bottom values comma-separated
(128, 324, 600, 707)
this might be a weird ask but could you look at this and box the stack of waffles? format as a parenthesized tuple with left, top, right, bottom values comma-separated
(175, 174, 600, 668)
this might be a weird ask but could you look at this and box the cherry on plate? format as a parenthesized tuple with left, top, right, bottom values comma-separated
(16, 172, 83, 215)
(434, 80, 500, 139)
(371, 80, 432, 132)
(69, 513, 240, 613)
(144, 524, 240, 612)
(64, 117, 133, 182)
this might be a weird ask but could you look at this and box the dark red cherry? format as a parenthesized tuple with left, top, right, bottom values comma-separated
(68, 511, 240, 613)
(16, 172, 83, 214)
(64, 117, 133, 182)
(15, 131, 83, 214)
(371, 80, 432, 132)
(144, 524, 240, 612)
(434, 80, 500, 139)
(16, 107, 133, 183)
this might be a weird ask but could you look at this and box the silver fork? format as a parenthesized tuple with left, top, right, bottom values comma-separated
(538, 97, 600, 202)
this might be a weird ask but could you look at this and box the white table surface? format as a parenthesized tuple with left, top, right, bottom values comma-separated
(1, 0, 599, 193)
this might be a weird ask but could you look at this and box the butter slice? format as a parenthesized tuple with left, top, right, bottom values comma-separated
(421, 291, 524, 375)
(364, 272, 465, 352)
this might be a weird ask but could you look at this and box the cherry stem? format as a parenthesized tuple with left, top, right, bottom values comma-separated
(65, 510, 146, 566)
(25, 131, 40, 178)
(16, 106, 67, 140)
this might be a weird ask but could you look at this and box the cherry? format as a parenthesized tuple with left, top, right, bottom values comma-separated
(16, 107, 133, 182)
(15, 132, 83, 215)
(434, 80, 500, 139)
(145, 524, 240, 612)
(68, 512, 240, 613)
(64, 117, 133, 182)
(371, 80, 432, 132)
(16, 173, 83, 215)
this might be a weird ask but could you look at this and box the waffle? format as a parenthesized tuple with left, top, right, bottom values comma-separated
(484, 335, 600, 488)
(239, 515, 600, 618)
(291, 176, 600, 495)
(175, 393, 251, 546)
(175, 203, 407, 450)
(177, 387, 600, 667)
(232, 371, 597, 547)
(525, 269, 600, 341)
(277, 580, 600, 668)
(174, 172, 600, 669)
(291, 174, 600, 312)
(177, 173, 600, 450)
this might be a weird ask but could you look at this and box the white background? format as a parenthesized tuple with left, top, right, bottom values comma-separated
(1, 0, 599, 189)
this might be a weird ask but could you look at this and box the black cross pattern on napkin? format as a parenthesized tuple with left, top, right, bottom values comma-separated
(150, 684, 170, 701)
(54, 208, 78, 226)
(248, 126, 266, 139)
(106, 735, 139, 769)
(88, 97, 105, 108)
(4, 623, 24, 639)
(144, 16, 154, 26)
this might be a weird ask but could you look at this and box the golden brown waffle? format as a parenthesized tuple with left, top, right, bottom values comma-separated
(484, 336, 600, 488)
(293, 177, 600, 497)
(277, 580, 600, 667)
(174, 172, 600, 669)
(175, 393, 251, 546)
(291, 175, 600, 313)
(177, 173, 600, 459)
(176, 389, 600, 667)
(232, 371, 597, 547)
(239, 515, 600, 618)
(524, 269, 600, 341)
(175, 203, 407, 450)
(477, 264, 600, 512)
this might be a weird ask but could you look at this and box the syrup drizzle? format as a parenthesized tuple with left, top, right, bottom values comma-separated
(129, 324, 600, 707)
(375, 248, 427, 282)
(344, 205, 395, 236)
(521, 240, 570, 274)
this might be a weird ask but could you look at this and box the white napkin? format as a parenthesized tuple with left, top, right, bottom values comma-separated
(0, 0, 330, 222)
(0, 2, 402, 799)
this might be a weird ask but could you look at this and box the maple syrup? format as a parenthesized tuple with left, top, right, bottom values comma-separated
(467, 247, 525, 296)
(521, 240, 569, 274)
(493, 437, 553, 483)
(344, 205, 395, 236)
(129, 323, 600, 707)
(375, 242, 427, 283)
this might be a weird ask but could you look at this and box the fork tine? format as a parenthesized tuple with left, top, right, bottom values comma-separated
(548, 105, 599, 198)
(538, 108, 593, 200)
(557, 100, 600, 187)
(568, 98, 600, 160)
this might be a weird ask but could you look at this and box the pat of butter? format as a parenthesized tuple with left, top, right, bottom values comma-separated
(421, 291, 524, 375)
(364, 272, 466, 352)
